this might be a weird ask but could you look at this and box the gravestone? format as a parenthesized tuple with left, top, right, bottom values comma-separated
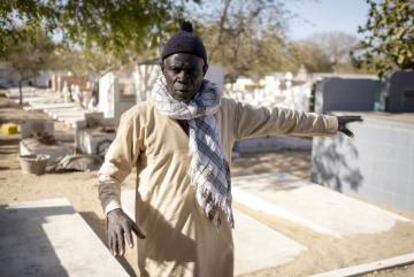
(134, 63, 161, 102)
(98, 72, 136, 125)
(98, 72, 117, 120)
(315, 78, 381, 113)
(205, 64, 225, 94)
(383, 70, 414, 113)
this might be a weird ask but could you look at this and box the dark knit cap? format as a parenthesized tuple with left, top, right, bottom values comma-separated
(161, 21, 207, 64)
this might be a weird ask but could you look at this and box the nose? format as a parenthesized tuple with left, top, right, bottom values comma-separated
(177, 70, 189, 83)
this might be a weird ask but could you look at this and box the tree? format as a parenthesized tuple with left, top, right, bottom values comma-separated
(0, 0, 194, 59)
(288, 41, 333, 73)
(352, 0, 414, 77)
(310, 32, 358, 68)
(292, 31, 363, 74)
(54, 47, 122, 78)
(3, 28, 57, 104)
(184, 0, 290, 82)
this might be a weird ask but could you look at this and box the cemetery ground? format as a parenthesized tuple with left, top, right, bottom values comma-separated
(1, 92, 414, 276)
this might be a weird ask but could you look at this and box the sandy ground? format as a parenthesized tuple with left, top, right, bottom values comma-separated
(1, 93, 414, 276)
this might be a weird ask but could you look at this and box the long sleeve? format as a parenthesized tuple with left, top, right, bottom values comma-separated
(232, 100, 338, 140)
(97, 109, 143, 214)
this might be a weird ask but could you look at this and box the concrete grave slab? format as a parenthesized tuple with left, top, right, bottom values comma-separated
(46, 106, 82, 113)
(76, 129, 115, 155)
(20, 138, 71, 163)
(6, 87, 36, 98)
(16, 96, 49, 104)
(232, 209, 305, 275)
(48, 113, 82, 121)
(49, 110, 86, 119)
(43, 106, 80, 114)
(232, 172, 409, 236)
(61, 116, 85, 123)
(31, 103, 76, 110)
(56, 115, 86, 123)
(120, 190, 305, 276)
(27, 97, 63, 105)
(25, 103, 75, 112)
(0, 198, 128, 277)
(45, 107, 81, 118)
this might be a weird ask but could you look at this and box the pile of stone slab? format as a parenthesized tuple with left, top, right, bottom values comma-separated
(5, 86, 38, 99)
(6, 87, 104, 129)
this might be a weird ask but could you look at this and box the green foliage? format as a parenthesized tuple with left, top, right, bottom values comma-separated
(352, 0, 414, 77)
(0, 0, 186, 58)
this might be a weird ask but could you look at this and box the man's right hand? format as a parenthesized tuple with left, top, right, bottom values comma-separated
(106, 208, 146, 256)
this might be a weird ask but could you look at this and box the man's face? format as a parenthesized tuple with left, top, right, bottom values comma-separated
(162, 53, 206, 102)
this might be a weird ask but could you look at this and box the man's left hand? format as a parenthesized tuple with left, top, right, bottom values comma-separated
(337, 115, 363, 137)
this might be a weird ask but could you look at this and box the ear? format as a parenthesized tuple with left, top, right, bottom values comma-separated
(203, 63, 209, 76)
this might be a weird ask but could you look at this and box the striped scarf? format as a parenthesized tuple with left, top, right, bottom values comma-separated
(151, 75, 234, 227)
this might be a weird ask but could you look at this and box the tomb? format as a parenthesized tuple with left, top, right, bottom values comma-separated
(314, 77, 381, 114)
(382, 70, 414, 113)
(232, 172, 409, 236)
(120, 189, 305, 275)
(0, 198, 128, 276)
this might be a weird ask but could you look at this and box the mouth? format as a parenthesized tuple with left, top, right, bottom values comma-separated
(174, 84, 191, 91)
(170, 89, 195, 101)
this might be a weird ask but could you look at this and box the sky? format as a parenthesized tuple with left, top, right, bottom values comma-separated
(285, 0, 370, 40)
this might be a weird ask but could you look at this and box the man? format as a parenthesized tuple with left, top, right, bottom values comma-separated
(98, 22, 361, 276)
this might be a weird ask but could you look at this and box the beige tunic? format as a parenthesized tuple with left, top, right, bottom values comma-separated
(98, 98, 338, 277)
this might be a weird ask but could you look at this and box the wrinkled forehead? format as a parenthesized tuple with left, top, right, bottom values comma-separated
(163, 53, 205, 68)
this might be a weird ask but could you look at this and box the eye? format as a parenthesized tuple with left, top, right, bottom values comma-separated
(171, 67, 180, 74)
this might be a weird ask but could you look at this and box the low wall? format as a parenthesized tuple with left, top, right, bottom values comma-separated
(311, 112, 414, 211)
(235, 136, 312, 154)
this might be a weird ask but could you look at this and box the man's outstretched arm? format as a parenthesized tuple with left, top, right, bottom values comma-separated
(98, 111, 145, 256)
(232, 100, 362, 139)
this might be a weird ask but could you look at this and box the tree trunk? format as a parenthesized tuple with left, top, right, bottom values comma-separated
(19, 80, 23, 105)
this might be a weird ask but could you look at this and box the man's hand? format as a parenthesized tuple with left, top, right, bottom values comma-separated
(337, 115, 363, 137)
(106, 208, 145, 256)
